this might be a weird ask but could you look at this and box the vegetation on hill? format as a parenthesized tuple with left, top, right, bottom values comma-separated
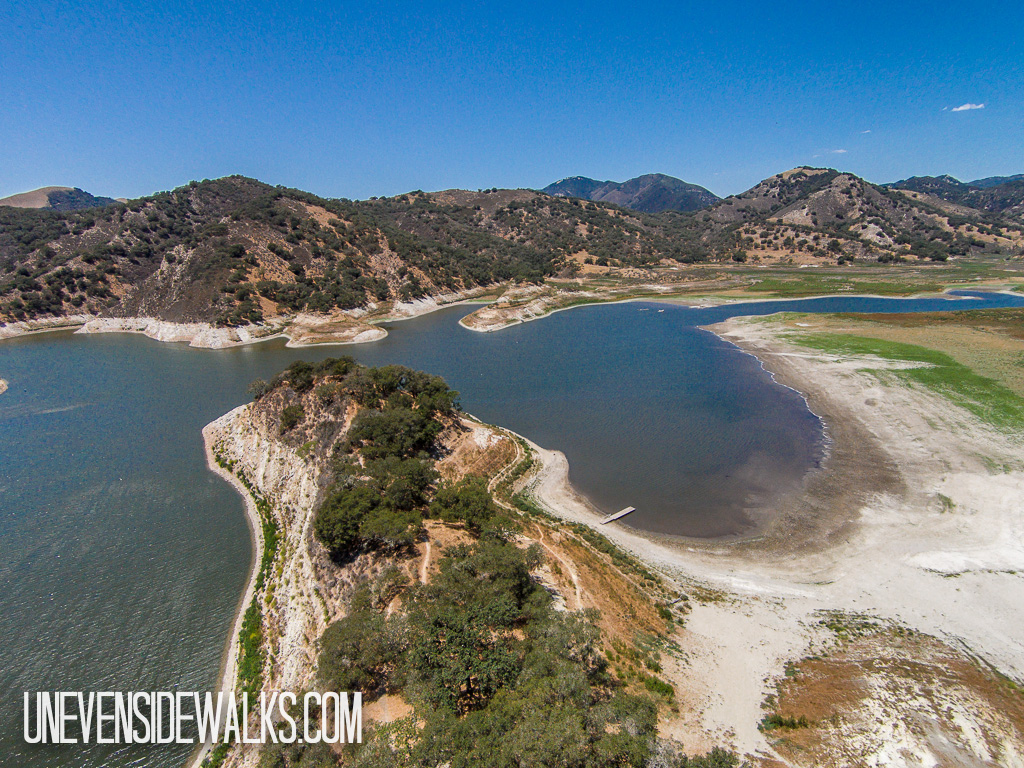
(970, 174, 1024, 189)
(1, 169, 1021, 327)
(44, 188, 119, 211)
(700, 167, 1024, 263)
(0, 186, 118, 211)
(0, 178, 562, 324)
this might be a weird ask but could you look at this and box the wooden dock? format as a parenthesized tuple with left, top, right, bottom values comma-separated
(600, 506, 636, 525)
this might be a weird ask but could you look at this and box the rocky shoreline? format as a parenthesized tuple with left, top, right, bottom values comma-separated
(0, 289, 491, 349)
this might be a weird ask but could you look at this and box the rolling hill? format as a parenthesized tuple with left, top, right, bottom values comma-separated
(969, 174, 1024, 189)
(1, 170, 1021, 327)
(0, 177, 707, 325)
(696, 167, 1023, 262)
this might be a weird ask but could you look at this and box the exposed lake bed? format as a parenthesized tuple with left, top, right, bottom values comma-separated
(543, 310, 1024, 759)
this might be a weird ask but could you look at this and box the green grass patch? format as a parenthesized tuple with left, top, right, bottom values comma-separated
(741, 275, 946, 298)
(205, 451, 283, 767)
(791, 333, 1024, 431)
(760, 713, 810, 732)
(202, 742, 231, 768)
(835, 308, 1024, 340)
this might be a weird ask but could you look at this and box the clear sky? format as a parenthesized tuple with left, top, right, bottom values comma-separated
(2, 0, 1022, 200)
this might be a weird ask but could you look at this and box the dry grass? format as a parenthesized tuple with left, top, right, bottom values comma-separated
(435, 419, 680, 711)
(764, 628, 1024, 767)
(434, 421, 518, 483)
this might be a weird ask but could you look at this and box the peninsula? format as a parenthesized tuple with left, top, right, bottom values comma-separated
(198, 299, 1024, 766)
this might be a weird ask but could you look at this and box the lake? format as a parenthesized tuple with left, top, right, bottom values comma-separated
(2, 290, 1023, 766)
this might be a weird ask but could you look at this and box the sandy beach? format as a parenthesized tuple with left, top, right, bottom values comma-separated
(187, 410, 266, 768)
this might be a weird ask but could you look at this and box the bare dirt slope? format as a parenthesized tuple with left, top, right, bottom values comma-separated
(0, 186, 73, 208)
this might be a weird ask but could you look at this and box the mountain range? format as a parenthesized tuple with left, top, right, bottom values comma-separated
(1, 168, 1021, 327)
(541, 173, 720, 213)
(886, 175, 1024, 219)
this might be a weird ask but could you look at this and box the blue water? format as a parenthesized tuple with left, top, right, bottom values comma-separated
(2, 289, 1023, 767)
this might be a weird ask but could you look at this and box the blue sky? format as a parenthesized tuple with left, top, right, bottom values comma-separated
(1, 0, 1021, 200)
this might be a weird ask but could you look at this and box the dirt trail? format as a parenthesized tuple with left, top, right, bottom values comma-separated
(534, 532, 583, 610)
(476, 424, 586, 610)
(419, 541, 432, 584)
(486, 432, 525, 495)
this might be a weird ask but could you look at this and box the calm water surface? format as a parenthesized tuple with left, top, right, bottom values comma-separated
(2, 290, 1023, 766)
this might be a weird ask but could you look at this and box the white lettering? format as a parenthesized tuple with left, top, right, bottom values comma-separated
(277, 692, 296, 743)
(175, 692, 193, 744)
(303, 692, 321, 744)
(194, 692, 223, 743)
(23, 692, 42, 744)
(131, 692, 151, 743)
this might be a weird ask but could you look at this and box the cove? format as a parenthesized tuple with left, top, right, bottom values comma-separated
(2, 289, 1023, 767)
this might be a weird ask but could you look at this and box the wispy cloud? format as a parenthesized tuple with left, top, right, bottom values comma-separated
(951, 103, 985, 112)
(831, 149, 848, 154)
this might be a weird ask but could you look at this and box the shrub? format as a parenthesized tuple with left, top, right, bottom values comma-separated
(365, 456, 437, 510)
(358, 506, 422, 551)
(313, 485, 382, 553)
(279, 403, 305, 433)
(319, 598, 397, 692)
(248, 378, 271, 400)
(429, 477, 498, 531)
(759, 712, 809, 731)
(348, 407, 441, 459)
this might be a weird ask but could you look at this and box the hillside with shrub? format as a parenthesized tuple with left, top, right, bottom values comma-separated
(0, 177, 700, 325)
(2, 170, 1022, 327)
(696, 167, 1024, 264)
(0, 186, 118, 211)
(889, 174, 1024, 220)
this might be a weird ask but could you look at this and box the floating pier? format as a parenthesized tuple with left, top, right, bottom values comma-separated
(600, 506, 636, 525)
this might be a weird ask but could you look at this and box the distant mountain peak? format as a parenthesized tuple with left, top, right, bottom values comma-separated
(885, 174, 1024, 216)
(0, 186, 118, 211)
(541, 173, 720, 213)
(969, 173, 1024, 189)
